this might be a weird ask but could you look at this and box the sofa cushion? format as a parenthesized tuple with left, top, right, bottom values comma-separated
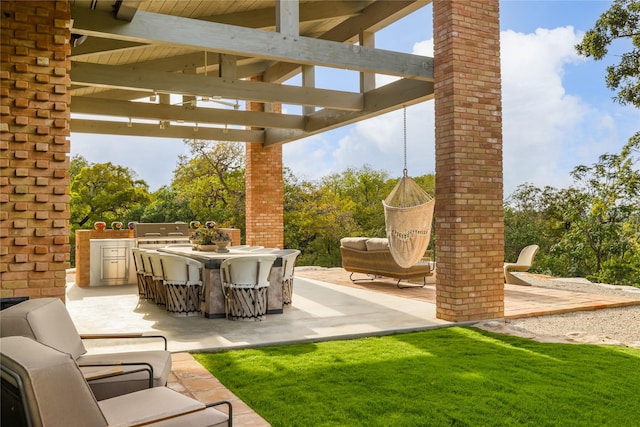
(365, 238, 389, 251)
(340, 237, 368, 251)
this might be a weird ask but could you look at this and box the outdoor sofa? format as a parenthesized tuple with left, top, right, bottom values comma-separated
(340, 237, 433, 288)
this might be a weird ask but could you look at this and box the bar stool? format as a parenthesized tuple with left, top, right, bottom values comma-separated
(220, 255, 277, 321)
(130, 248, 147, 298)
(138, 249, 156, 302)
(279, 249, 301, 305)
(159, 253, 203, 316)
(147, 251, 166, 307)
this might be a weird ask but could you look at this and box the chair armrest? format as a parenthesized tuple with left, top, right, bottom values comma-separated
(79, 362, 154, 388)
(206, 400, 233, 427)
(80, 333, 168, 350)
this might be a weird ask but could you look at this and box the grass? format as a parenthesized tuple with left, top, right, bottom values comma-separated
(193, 327, 640, 427)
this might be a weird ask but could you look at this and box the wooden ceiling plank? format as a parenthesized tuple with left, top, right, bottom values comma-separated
(70, 6, 433, 80)
(71, 62, 364, 111)
(71, 97, 305, 129)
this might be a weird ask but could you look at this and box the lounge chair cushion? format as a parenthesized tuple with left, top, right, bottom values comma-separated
(1, 336, 108, 426)
(340, 237, 368, 251)
(365, 238, 389, 251)
(78, 350, 173, 400)
(0, 297, 86, 359)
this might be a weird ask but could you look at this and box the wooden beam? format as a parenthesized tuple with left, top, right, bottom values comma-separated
(71, 62, 364, 111)
(263, 0, 431, 83)
(264, 78, 434, 146)
(71, 97, 305, 129)
(71, 119, 264, 143)
(70, 6, 433, 80)
(276, 0, 299, 36)
(200, 1, 370, 29)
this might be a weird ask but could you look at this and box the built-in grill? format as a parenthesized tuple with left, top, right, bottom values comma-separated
(134, 223, 191, 249)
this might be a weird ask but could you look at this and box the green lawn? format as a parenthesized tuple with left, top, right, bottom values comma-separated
(194, 327, 640, 426)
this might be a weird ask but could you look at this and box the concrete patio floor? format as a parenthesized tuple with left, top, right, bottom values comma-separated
(65, 267, 640, 427)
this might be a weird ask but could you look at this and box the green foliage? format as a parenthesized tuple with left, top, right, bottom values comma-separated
(575, 0, 640, 107)
(505, 140, 640, 285)
(136, 186, 194, 223)
(283, 165, 435, 267)
(194, 328, 640, 426)
(171, 140, 246, 233)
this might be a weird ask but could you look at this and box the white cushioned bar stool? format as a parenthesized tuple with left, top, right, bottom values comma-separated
(159, 253, 204, 316)
(220, 255, 277, 321)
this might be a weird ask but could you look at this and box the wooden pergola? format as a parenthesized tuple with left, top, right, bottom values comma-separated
(68, 0, 433, 143)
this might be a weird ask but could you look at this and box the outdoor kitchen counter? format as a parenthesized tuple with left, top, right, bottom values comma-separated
(157, 246, 286, 319)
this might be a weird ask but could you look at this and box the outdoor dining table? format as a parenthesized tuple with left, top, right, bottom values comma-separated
(157, 246, 287, 318)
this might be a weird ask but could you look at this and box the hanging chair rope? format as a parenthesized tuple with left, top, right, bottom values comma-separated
(383, 107, 435, 268)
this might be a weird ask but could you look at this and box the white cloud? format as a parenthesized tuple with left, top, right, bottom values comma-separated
(285, 25, 636, 196)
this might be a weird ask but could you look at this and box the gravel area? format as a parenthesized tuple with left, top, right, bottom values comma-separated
(475, 274, 640, 348)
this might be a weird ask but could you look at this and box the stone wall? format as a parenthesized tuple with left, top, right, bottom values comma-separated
(433, 0, 505, 321)
(0, 1, 71, 301)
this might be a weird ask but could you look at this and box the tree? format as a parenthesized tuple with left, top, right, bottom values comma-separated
(171, 140, 246, 231)
(575, 0, 640, 108)
(504, 140, 640, 285)
(284, 169, 359, 266)
(138, 186, 195, 223)
(70, 160, 150, 228)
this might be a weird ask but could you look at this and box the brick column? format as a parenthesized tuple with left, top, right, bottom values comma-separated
(433, 0, 504, 321)
(0, 1, 71, 301)
(245, 95, 284, 248)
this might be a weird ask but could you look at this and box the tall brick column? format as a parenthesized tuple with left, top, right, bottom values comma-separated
(245, 96, 284, 248)
(0, 1, 71, 301)
(433, 0, 504, 321)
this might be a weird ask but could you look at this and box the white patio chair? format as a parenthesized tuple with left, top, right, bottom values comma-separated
(220, 255, 277, 321)
(504, 245, 540, 286)
(0, 298, 171, 401)
(1, 336, 231, 427)
(279, 249, 301, 305)
(159, 253, 204, 316)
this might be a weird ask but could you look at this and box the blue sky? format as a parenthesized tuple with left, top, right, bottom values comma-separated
(70, 1, 639, 197)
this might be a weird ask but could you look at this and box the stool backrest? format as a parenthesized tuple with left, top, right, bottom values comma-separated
(220, 255, 278, 288)
(159, 253, 203, 285)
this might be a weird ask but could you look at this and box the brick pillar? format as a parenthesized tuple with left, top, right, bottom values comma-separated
(433, 0, 504, 321)
(245, 94, 284, 248)
(0, 1, 71, 301)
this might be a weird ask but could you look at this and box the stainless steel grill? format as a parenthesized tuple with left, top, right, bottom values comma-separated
(134, 223, 190, 249)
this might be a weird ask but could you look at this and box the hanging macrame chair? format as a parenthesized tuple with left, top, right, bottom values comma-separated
(383, 107, 435, 268)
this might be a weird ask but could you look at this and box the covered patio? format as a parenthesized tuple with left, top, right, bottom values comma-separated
(3, 0, 505, 323)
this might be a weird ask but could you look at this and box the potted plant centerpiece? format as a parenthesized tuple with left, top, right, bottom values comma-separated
(192, 227, 231, 252)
